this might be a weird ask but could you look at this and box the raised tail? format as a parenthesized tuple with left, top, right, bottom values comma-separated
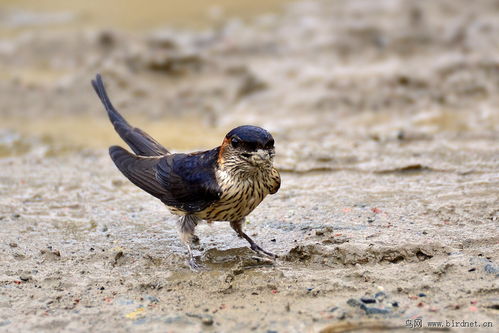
(92, 74, 169, 156)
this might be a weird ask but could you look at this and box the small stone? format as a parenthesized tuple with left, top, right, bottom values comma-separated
(9, 243, 17, 248)
(364, 306, 390, 315)
(360, 296, 376, 304)
(19, 275, 31, 282)
(146, 296, 159, 303)
(201, 315, 214, 326)
(374, 291, 386, 301)
(347, 298, 363, 308)
(484, 264, 498, 274)
(392, 302, 399, 307)
(418, 293, 426, 297)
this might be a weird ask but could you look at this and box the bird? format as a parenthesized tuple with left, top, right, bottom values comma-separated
(91, 74, 281, 269)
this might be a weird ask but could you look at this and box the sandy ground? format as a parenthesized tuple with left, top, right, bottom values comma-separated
(1, 0, 498, 332)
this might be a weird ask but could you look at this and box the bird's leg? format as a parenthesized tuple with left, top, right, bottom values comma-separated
(178, 215, 202, 270)
(230, 219, 277, 258)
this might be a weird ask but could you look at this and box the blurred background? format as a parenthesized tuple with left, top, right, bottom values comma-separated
(0, 0, 498, 171)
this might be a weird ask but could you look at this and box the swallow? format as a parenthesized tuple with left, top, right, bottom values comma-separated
(91, 74, 281, 269)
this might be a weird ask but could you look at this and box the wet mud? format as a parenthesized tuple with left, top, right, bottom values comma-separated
(1, 0, 498, 332)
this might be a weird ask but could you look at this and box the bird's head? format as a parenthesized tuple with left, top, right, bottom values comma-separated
(219, 125, 275, 171)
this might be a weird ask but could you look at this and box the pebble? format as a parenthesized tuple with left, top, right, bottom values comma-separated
(484, 264, 498, 275)
(145, 296, 159, 303)
(19, 275, 31, 282)
(186, 313, 214, 326)
(201, 315, 214, 326)
(347, 298, 363, 308)
(360, 296, 376, 304)
(364, 307, 390, 315)
(347, 298, 390, 315)
(8, 243, 17, 248)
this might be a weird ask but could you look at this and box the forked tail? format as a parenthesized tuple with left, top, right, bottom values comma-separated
(91, 74, 169, 156)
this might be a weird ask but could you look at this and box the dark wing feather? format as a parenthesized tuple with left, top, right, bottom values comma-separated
(109, 146, 168, 199)
(92, 74, 169, 157)
(109, 146, 222, 213)
(156, 148, 222, 212)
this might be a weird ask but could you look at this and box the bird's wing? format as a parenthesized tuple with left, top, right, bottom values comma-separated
(109, 146, 222, 213)
(92, 74, 169, 157)
(109, 146, 169, 199)
(156, 148, 222, 212)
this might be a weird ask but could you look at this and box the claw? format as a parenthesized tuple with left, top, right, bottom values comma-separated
(250, 243, 277, 258)
(186, 243, 203, 271)
(188, 257, 202, 271)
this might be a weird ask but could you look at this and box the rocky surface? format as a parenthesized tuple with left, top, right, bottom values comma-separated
(0, 0, 498, 332)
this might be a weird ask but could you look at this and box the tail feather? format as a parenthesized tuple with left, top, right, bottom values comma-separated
(92, 74, 169, 156)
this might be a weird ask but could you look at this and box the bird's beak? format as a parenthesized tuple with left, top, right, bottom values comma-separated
(254, 149, 273, 162)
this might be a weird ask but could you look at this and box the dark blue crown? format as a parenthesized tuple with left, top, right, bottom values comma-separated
(226, 125, 273, 145)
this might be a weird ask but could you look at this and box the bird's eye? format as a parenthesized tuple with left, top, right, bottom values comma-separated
(245, 142, 257, 151)
(265, 139, 274, 149)
(231, 138, 240, 148)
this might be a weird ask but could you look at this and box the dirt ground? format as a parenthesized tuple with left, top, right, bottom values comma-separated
(0, 0, 498, 332)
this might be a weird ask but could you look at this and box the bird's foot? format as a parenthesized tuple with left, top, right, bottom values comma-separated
(188, 257, 203, 271)
(250, 243, 277, 259)
(186, 244, 203, 271)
